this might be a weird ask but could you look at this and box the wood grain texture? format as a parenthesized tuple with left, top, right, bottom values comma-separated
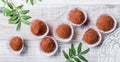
(0, 2, 120, 62)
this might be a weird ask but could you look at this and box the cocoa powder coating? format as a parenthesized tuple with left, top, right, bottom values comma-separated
(31, 19, 47, 36)
(56, 24, 72, 39)
(68, 8, 85, 24)
(96, 15, 114, 32)
(40, 37, 56, 53)
(10, 36, 23, 51)
(83, 29, 99, 44)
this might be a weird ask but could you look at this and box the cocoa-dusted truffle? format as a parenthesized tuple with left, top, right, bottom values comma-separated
(56, 24, 71, 39)
(96, 15, 114, 32)
(31, 19, 47, 36)
(40, 37, 56, 53)
(83, 29, 99, 44)
(10, 36, 23, 51)
(68, 8, 85, 24)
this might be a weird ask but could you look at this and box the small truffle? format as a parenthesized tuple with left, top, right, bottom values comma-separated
(40, 37, 56, 53)
(68, 8, 85, 24)
(10, 36, 23, 51)
(83, 29, 99, 44)
(31, 19, 47, 36)
(96, 15, 114, 32)
(56, 24, 71, 39)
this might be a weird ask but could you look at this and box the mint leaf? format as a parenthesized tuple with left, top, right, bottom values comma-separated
(78, 55, 88, 62)
(20, 10, 29, 14)
(80, 48, 90, 55)
(77, 42, 82, 54)
(26, 0, 29, 3)
(21, 19, 30, 25)
(7, 10, 15, 16)
(9, 15, 18, 21)
(30, 0, 34, 5)
(69, 48, 72, 57)
(21, 15, 31, 20)
(16, 5, 23, 9)
(63, 50, 69, 60)
(7, 2, 13, 9)
(74, 57, 80, 62)
(0, 7, 11, 16)
(1, 0, 5, 3)
(9, 19, 19, 24)
(71, 44, 76, 55)
(16, 22, 21, 31)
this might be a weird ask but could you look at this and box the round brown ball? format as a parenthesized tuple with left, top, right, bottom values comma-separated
(56, 24, 71, 39)
(83, 29, 99, 44)
(10, 36, 23, 51)
(68, 8, 85, 24)
(40, 37, 56, 53)
(96, 15, 114, 32)
(31, 19, 47, 36)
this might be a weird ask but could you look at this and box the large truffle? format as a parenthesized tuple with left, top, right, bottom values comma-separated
(10, 36, 23, 51)
(68, 8, 85, 24)
(56, 24, 72, 39)
(83, 29, 99, 44)
(40, 37, 56, 53)
(31, 19, 47, 36)
(96, 15, 114, 32)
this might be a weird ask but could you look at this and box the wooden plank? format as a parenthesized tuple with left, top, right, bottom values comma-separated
(0, 4, 120, 62)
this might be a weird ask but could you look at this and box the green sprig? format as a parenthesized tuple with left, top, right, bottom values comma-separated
(0, 0, 31, 31)
(25, 0, 42, 5)
(63, 42, 90, 62)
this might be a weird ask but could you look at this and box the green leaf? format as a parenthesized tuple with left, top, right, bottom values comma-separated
(16, 5, 23, 9)
(30, 0, 34, 5)
(0, 7, 11, 16)
(7, 9, 15, 16)
(74, 57, 80, 62)
(9, 15, 18, 21)
(26, 0, 29, 3)
(21, 15, 31, 20)
(69, 48, 72, 57)
(21, 19, 30, 25)
(7, 2, 13, 9)
(62, 50, 69, 60)
(78, 55, 88, 62)
(71, 44, 76, 55)
(80, 48, 90, 55)
(16, 22, 21, 31)
(1, 0, 5, 3)
(9, 19, 19, 24)
(77, 42, 82, 54)
(68, 59, 74, 62)
(20, 10, 29, 14)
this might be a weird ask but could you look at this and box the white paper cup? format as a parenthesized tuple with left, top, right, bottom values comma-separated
(8, 35, 24, 55)
(67, 8, 87, 26)
(30, 19, 49, 39)
(96, 14, 117, 33)
(53, 23, 74, 42)
(82, 27, 102, 47)
(39, 36, 58, 56)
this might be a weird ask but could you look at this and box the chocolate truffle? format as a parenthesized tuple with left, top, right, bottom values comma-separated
(68, 8, 85, 24)
(31, 19, 47, 36)
(56, 24, 71, 39)
(10, 36, 23, 51)
(83, 29, 99, 44)
(96, 15, 114, 32)
(40, 37, 56, 53)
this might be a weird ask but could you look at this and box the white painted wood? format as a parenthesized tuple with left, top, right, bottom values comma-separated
(0, 0, 120, 62)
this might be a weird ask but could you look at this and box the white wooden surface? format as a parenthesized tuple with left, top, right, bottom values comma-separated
(0, 0, 120, 62)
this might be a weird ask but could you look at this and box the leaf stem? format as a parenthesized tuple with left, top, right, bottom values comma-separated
(3, 0, 8, 7)
(10, 0, 21, 21)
